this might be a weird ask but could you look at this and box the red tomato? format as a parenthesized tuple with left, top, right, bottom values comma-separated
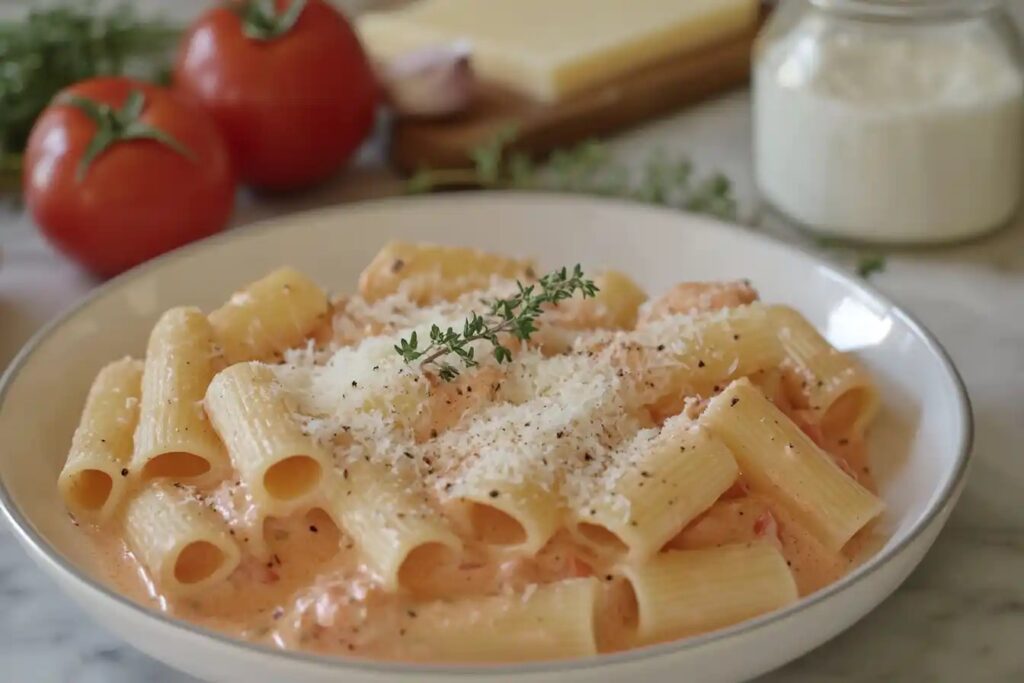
(23, 78, 236, 278)
(174, 0, 378, 190)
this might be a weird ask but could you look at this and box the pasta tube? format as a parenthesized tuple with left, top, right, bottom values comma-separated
(701, 378, 884, 551)
(324, 462, 461, 592)
(358, 240, 534, 304)
(209, 267, 329, 365)
(205, 362, 331, 516)
(132, 307, 228, 484)
(621, 543, 797, 645)
(574, 418, 738, 560)
(59, 357, 143, 521)
(124, 481, 241, 596)
(769, 305, 880, 440)
(403, 578, 600, 661)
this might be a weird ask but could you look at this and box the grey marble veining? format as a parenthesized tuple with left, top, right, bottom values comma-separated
(2, 2, 1024, 681)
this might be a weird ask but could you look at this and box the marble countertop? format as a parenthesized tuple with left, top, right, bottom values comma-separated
(2, 5, 1024, 683)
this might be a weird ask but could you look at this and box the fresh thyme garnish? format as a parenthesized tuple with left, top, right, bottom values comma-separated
(855, 254, 886, 279)
(408, 127, 738, 221)
(394, 265, 598, 381)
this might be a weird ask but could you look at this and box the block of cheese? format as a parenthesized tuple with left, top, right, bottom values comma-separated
(358, 0, 759, 103)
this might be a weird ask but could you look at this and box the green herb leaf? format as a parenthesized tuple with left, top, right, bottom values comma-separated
(0, 3, 181, 177)
(396, 265, 599, 380)
(408, 128, 738, 221)
(856, 254, 887, 279)
(469, 125, 518, 186)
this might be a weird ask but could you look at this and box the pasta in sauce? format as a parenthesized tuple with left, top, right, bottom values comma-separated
(60, 241, 884, 663)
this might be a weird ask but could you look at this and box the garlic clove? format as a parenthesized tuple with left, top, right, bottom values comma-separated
(377, 41, 476, 118)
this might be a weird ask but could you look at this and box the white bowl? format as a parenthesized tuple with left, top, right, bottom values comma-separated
(0, 193, 972, 683)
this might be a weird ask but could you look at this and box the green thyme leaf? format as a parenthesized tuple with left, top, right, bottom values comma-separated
(408, 128, 738, 222)
(395, 265, 598, 380)
(856, 254, 887, 279)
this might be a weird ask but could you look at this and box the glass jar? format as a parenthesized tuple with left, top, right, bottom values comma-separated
(753, 0, 1024, 244)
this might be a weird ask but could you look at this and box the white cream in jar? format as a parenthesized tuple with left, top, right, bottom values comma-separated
(754, 2, 1024, 243)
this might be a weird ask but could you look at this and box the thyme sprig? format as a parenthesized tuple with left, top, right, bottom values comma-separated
(408, 127, 738, 221)
(395, 265, 598, 381)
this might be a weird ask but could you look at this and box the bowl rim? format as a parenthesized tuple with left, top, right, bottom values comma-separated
(0, 191, 974, 676)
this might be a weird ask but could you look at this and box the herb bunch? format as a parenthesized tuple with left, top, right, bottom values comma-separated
(408, 127, 738, 221)
(0, 3, 180, 178)
(395, 265, 598, 380)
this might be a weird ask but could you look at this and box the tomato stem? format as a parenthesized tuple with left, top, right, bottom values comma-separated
(238, 0, 307, 41)
(58, 89, 196, 182)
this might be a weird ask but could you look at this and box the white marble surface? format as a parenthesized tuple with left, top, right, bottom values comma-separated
(2, 2, 1024, 682)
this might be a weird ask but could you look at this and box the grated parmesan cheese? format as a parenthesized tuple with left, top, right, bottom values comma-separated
(267, 289, 773, 549)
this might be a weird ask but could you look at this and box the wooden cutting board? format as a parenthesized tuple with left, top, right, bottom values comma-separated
(389, 16, 764, 173)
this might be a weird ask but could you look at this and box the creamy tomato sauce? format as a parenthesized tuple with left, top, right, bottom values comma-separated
(82, 430, 880, 661)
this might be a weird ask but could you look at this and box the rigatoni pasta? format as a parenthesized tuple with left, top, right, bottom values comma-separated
(132, 307, 227, 484)
(574, 417, 738, 561)
(204, 362, 330, 515)
(59, 357, 143, 520)
(323, 461, 461, 592)
(124, 481, 241, 596)
(209, 266, 329, 364)
(620, 543, 798, 645)
(401, 578, 600, 661)
(701, 378, 884, 551)
(452, 476, 561, 553)
(358, 240, 534, 304)
(768, 305, 880, 440)
(60, 241, 887, 664)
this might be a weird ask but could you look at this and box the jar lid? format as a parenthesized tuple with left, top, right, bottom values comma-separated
(810, 0, 1002, 20)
